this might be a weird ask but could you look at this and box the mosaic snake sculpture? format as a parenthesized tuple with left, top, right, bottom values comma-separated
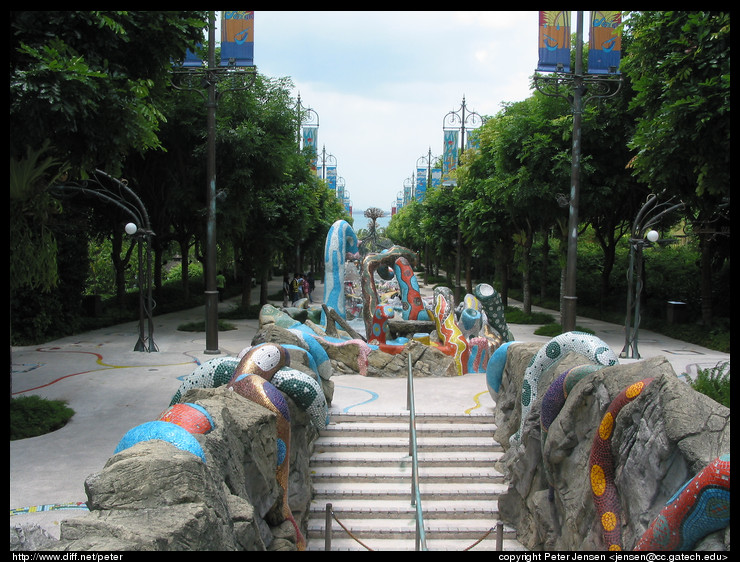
(117, 343, 332, 550)
(322, 219, 358, 325)
(540, 363, 605, 491)
(589, 377, 654, 551)
(227, 343, 311, 550)
(473, 283, 514, 343)
(634, 453, 730, 551)
(511, 332, 619, 446)
(392, 256, 429, 321)
(431, 287, 469, 376)
(359, 245, 418, 338)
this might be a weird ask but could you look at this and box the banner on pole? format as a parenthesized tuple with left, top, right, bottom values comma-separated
(443, 129, 459, 177)
(303, 127, 318, 174)
(220, 11, 254, 67)
(327, 166, 337, 191)
(416, 167, 427, 202)
(588, 11, 621, 74)
(537, 11, 571, 73)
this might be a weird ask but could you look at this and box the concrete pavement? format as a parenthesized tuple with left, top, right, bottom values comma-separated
(10, 277, 729, 541)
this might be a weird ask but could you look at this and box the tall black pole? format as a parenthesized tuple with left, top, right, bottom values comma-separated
(204, 12, 220, 354)
(562, 11, 584, 333)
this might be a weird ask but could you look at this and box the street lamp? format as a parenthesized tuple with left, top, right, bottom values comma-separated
(171, 11, 256, 354)
(51, 169, 157, 352)
(534, 11, 622, 332)
(124, 221, 156, 352)
(620, 194, 683, 359)
(296, 93, 320, 172)
(442, 96, 484, 303)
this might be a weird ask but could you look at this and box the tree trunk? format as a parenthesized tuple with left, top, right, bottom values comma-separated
(178, 238, 190, 301)
(699, 232, 713, 326)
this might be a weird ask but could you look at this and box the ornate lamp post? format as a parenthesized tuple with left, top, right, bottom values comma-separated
(317, 145, 338, 184)
(533, 11, 622, 332)
(620, 194, 683, 359)
(296, 93, 319, 166)
(171, 11, 256, 354)
(416, 147, 437, 203)
(442, 96, 483, 303)
(51, 169, 156, 352)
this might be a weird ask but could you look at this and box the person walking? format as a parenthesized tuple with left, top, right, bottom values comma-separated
(290, 273, 303, 305)
(301, 273, 310, 302)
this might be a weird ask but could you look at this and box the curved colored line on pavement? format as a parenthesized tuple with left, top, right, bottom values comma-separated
(11, 346, 196, 395)
(335, 385, 380, 412)
(465, 390, 490, 414)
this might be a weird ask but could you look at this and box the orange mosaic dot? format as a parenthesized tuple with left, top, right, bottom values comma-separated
(599, 412, 614, 440)
(591, 464, 606, 496)
(601, 511, 618, 531)
(626, 380, 645, 399)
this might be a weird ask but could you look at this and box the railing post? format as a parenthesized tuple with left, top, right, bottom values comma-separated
(496, 521, 504, 550)
(325, 502, 332, 551)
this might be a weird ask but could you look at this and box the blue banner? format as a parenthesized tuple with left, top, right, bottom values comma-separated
(416, 167, 427, 202)
(220, 11, 254, 67)
(537, 11, 571, 73)
(327, 166, 337, 191)
(303, 127, 318, 174)
(443, 129, 459, 177)
(588, 11, 621, 74)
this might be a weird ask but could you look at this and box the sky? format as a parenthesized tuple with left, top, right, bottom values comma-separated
(246, 11, 541, 213)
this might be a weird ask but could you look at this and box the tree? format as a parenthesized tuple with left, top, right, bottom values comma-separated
(10, 11, 208, 342)
(10, 11, 207, 174)
(621, 11, 730, 324)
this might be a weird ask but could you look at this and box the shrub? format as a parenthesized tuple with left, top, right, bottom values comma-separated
(689, 361, 730, 408)
(10, 395, 75, 440)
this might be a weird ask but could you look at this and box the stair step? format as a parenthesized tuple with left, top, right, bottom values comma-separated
(308, 517, 518, 540)
(311, 479, 508, 500)
(307, 536, 526, 551)
(309, 498, 499, 519)
(307, 410, 525, 550)
(309, 465, 504, 484)
(321, 421, 497, 438)
(313, 437, 500, 453)
(310, 450, 502, 467)
(328, 412, 497, 424)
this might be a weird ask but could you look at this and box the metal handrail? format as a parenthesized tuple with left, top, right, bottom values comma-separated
(406, 353, 428, 551)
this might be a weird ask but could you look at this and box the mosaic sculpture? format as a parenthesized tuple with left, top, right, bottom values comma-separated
(370, 304, 394, 344)
(540, 364, 606, 492)
(511, 332, 619, 446)
(486, 341, 515, 401)
(233, 342, 289, 380)
(392, 256, 429, 321)
(158, 402, 215, 434)
(114, 421, 207, 462)
(473, 283, 515, 342)
(589, 378, 654, 551)
(228, 372, 306, 550)
(169, 357, 239, 406)
(322, 219, 359, 326)
(431, 286, 469, 376)
(359, 246, 418, 338)
(634, 454, 730, 551)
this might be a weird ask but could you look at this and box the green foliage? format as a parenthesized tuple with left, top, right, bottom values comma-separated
(10, 396, 75, 440)
(504, 306, 555, 325)
(176, 320, 238, 332)
(689, 361, 730, 408)
(534, 324, 596, 338)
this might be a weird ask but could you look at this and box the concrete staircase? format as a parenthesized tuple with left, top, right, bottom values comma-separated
(305, 411, 525, 551)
